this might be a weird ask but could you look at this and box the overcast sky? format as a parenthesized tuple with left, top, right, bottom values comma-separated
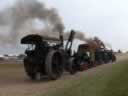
(0, 0, 128, 54)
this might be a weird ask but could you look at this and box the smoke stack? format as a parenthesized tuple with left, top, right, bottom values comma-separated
(63, 30, 86, 41)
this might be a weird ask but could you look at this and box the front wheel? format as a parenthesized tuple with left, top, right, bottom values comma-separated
(68, 58, 78, 75)
(24, 58, 42, 80)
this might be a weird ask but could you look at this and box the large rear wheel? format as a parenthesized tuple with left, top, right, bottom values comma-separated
(45, 50, 64, 80)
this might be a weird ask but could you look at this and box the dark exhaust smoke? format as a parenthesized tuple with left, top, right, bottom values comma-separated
(0, 0, 64, 45)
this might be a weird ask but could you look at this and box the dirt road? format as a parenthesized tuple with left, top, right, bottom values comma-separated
(0, 54, 127, 96)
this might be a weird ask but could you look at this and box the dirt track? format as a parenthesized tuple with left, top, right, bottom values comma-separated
(0, 54, 127, 96)
(0, 65, 84, 96)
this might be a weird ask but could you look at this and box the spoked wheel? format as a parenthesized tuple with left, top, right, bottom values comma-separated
(24, 58, 41, 80)
(68, 58, 78, 75)
(45, 50, 64, 80)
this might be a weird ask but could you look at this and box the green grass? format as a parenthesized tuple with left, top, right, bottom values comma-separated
(44, 60, 128, 96)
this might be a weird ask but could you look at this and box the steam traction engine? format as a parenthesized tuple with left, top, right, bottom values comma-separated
(73, 40, 116, 71)
(21, 30, 77, 80)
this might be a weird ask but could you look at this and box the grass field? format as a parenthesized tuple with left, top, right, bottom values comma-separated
(0, 54, 128, 96)
(45, 60, 128, 96)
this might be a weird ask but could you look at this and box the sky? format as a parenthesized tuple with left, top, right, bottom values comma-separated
(0, 0, 128, 54)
